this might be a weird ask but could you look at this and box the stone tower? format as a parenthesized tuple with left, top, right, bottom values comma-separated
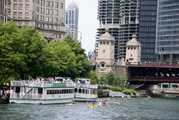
(126, 34, 141, 63)
(96, 29, 115, 75)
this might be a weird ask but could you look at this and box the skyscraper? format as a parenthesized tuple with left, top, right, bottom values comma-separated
(65, 2, 79, 40)
(0, 0, 7, 23)
(138, 0, 157, 62)
(97, 0, 120, 60)
(6, 0, 66, 43)
(156, 0, 179, 63)
(96, 0, 158, 62)
(118, 0, 139, 60)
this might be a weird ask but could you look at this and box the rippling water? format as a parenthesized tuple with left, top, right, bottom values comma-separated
(0, 97, 179, 120)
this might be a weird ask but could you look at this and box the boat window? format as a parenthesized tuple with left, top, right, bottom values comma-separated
(75, 88, 77, 93)
(59, 90, 62, 94)
(15, 87, 20, 93)
(83, 89, 85, 94)
(79, 89, 81, 93)
(86, 89, 88, 94)
(47, 90, 50, 94)
(38, 88, 43, 94)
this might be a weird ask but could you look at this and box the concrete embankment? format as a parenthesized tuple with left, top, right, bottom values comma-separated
(98, 89, 135, 98)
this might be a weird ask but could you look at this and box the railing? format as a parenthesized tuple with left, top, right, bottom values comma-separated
(155, 88, 179, 91)
(126, 62, 179, 67)
(75, 83, 98, 89)
(10, 93, 42, 99)
(10, 81, 75, 88)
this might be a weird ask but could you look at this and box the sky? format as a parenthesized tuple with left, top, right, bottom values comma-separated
(65, 0, 99, 54)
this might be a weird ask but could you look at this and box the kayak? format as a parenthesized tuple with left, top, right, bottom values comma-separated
(87, 105, 98, 108)
(114, 102, 120, 105)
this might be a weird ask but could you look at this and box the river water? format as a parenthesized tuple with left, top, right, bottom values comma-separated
(0, 97, 179, 120)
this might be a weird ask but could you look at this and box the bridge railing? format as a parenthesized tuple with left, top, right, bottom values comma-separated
(126, 62, 179, 67)
(155, 88, 179, 91)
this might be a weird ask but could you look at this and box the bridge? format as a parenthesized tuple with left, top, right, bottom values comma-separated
(126, 62, 179, 84)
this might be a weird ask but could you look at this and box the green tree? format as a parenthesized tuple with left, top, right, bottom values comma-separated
(47, 40, 77, 78)
(63, 35, 91, 77)
(105, 71, 115, 85)
(0, 21, 25, 83)
(19, 25, 47, 79)
(113, 75, 126, 88)
(89, 70, 100, 84)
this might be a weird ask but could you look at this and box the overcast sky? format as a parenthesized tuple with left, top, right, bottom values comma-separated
(65, 0, 99, 54)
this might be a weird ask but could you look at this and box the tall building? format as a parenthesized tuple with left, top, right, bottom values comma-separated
(96, 0, 158, 63)
(156, 0, 179, 63)
(97, 0, 120, 60)
(119, 0, 139, 60)
(6, 0, 66, 42)
(138, 0, 157, 62)
(65, 2, 79, 40)
(0, 0, 7, 23)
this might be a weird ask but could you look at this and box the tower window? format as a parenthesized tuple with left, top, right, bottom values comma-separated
(103, 50, 105, 53)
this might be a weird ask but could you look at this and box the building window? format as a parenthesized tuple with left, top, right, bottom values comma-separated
(25, 12, 29, 18)
(50, 9, 53, 15)
(100, 42, 102, 45)
(54, 26, 57, 30)
(60, 3, 63, 9)
(46, 9, 49, 14)
(50, 2, 53, 7)
(19, 4, 22, 10)
(46, 24, 49, 29)
(46, 17, 49, 22)
(18, 21, 22, 26)
(42, 16, 44, 22)
(103, 42, 105, 45)
(49, 25, 52, 29)
(59, 34, 61, 38)
(55, 2, 58, 8)
(25, 4, 29, 10)
(55, 10, 58, 16)
(19, 0, 22, 1)
(26, 0, 29, 2)
(13, 12, 17, 18)
(47, 1, 50, 7)
(55, 17, 58, 23)
(25, 21, 29, 25)
(50, 17, 53, 22)
(107, 42, 109, 45)
(40, 8, 42, 13)
(55, 34, 57, 38)
(19, 12, 22, 18)
(13, 4, 17, 10)
(103, 50, 105, 53)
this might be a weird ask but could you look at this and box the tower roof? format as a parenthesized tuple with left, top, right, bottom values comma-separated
(98, 29, 115, 41)
(126, 34, 141, 46)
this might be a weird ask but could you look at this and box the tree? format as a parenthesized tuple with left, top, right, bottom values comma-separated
(89, 70, 100, 84)
(63, 35, 91, 77)
(47, 40, 77, 78)
(0, 21, 25, 83)
(105, 71, 115, 85)
(113, 75, 126, 88)
(19, 25, 47, 79)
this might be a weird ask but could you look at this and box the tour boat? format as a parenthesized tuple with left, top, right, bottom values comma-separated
(74, 79, 98, 102)
(152, 83, 179, 98)
(9, 80, 75, 104)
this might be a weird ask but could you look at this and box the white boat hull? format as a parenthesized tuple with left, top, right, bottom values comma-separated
(74, 94, 97, 102)
(10, 98, 73, 105)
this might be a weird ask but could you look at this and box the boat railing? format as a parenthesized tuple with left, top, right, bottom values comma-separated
(75, 83, 98, 89)
(10, 81, 75, 88)
(10, 93, 42, 99)
(155, 88, 179, 91)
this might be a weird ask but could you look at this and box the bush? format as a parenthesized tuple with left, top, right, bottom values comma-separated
(122, 89, 136, 95)
(108, 86, 123, 92)
(98, 85, 108, 90)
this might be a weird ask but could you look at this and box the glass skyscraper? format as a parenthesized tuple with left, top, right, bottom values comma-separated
(138, 0, 158, 62)
(156, 0, 179, 63)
